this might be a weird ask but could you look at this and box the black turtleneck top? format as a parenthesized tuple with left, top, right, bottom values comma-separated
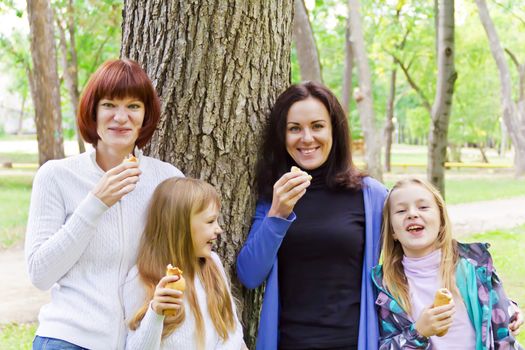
(277, 165, 365, 350)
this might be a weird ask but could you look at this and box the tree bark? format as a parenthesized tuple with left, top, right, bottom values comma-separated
(292, 0, 322, 82)
(476, 0, 525, 176)
(55, 0, 85, 153)
(27, 0, 65, 165)
(428, 0, 457, 196)
(121, 1, 293, 346)
(342, 3, 353, 117)
(348, 0, 383, 181)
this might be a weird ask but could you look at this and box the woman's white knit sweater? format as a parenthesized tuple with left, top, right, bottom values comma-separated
(123, 252, 244, 350)
(24, 149, 183, 350)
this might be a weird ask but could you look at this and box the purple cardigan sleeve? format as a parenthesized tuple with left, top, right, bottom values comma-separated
(236, 201, 295, 289)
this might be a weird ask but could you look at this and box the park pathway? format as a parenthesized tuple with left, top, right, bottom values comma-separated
(1, 195, 525, 324)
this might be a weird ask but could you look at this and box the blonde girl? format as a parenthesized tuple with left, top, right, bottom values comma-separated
(123, 177, 244, 349)
(372, 177, 523, 350)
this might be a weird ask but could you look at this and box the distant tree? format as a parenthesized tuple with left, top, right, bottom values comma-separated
(0, 30, 32, 135)
(121, 1, 294, 346)
(27, 0, 65, 164)
(475, 0, 525, 176)
(383, 2, 410, 172)
(428, 0, 457, 195)
(341, 0, 353, 117)
(348, 0, 383, 181)
(55, 0, 84, 153)
(293, 0, 322, 82)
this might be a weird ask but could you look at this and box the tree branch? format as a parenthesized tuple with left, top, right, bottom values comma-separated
(387, 50, 432, 113)
(504, 47, 521, 70)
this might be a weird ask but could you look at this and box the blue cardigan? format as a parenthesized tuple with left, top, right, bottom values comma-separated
(236, 177, 387, 350)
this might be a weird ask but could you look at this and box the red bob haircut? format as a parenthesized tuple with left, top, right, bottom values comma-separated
(77, 59, 161, 148)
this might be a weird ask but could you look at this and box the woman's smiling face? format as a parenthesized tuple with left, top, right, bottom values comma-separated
(285, 97, 333, 170)
(96, 96, 145, 154)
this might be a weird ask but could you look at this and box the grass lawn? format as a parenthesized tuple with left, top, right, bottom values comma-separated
(445, 178, 525, 204)
(0, 152, 38, 164)
(0, 174, 33, 248)
(0, 323, 36, 349)
(383, 177, 525, 204)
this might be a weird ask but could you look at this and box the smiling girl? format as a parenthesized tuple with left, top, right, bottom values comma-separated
(372, 177, 523, 349)
(123, 177, 244, 349)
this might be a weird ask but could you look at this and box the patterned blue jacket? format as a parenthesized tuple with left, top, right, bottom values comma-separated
(371, 242, 523, 350)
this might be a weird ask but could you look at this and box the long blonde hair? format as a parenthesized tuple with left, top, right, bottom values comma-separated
(380, 177, 459, 315)
(129, 177, 236, 346)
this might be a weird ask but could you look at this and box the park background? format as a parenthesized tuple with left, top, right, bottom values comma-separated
(0, 0, 524, 348)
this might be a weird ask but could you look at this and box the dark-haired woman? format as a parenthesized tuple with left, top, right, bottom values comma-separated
(25, 59, 183, 350)
(237, 81, 387, 350)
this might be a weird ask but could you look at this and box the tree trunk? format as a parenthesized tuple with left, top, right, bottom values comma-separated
(292, 0, 322, 82)
(56, 0, 85, 153)
(348, 0, 382, 181)
(27, 0, 65, 165)
(121, 1, 293, 346)
(428, 0, 457, 196)
(477, 144, 489, 163)
(384, 67, 396, 172)
(476, 0, 525, 176)
(17, 95, 26, 135)
(342, 4, 353, 117)
(499, 118, 508, 156)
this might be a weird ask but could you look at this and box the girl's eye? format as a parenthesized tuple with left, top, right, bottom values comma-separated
(288, 126, 300, 132)
(312, 123, 324, 130)
(101, 102, 114, 108)
(419, 206, 429, 210)
(395, 209, 406, 214)
(128, 104, 142, 110)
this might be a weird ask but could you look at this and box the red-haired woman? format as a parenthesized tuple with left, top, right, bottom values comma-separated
(25, 59, 183, 350)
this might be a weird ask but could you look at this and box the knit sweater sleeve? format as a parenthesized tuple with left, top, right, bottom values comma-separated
(24, 161, 109, 290)
(125, 305, 164, 350)
(123, 268, 164, 350)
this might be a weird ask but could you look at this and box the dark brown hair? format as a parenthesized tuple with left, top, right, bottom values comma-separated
(256, 81, 363, 200)
(77, 59, 160, 148)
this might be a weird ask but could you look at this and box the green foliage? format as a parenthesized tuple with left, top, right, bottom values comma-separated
(0, 26, 32, 122)
(52, 0, 122, 135)
(292, 0, 525, 149)
(0, 0, 122, 137)
(0, 323, 36, 350)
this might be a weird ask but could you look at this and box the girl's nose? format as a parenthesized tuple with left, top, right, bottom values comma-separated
(216, 225, 223, 235)
(407, 208, 419, 219)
